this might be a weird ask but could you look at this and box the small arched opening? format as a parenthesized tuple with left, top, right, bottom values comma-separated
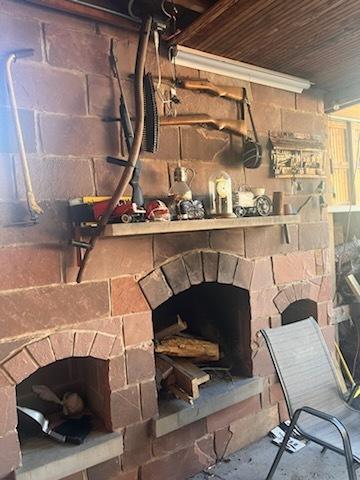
(17, 356, 111, 444)
(15, 355, 120, 478)
(281, 299, 318, 326)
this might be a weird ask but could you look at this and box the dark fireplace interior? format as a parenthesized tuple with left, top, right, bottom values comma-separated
(153, 283, 252, 377)
(281, 299, 318, 325)
(16, 357, 112, 446)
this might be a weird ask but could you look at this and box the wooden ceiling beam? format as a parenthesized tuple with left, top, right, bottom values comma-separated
(174, 0, 212, 13)
(174, 0, 239, 44)
(325, 82, 360, 113)
(25, 0, 139, 30)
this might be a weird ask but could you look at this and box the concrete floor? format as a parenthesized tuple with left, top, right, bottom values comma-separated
(191, 436, 356, 479)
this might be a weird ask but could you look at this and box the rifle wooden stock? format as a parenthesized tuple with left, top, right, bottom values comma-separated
(180, 79, 245, 102)
(160, 114, 247, 137)
(128, 75, 246, 102)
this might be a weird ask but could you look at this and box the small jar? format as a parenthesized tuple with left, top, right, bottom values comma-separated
(209, 171, 235, 217)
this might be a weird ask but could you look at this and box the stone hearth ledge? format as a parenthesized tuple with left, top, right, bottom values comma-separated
(153, 376, 263, 437)
(16, 431, 123, 480)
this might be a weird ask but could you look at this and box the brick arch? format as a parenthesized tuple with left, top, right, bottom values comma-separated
(0, 330, 118, 386)
(138, 250, 259, 310)
(273, 281, 321, 314)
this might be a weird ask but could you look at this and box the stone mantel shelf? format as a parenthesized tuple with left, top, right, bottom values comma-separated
(81, 215, 300, 238)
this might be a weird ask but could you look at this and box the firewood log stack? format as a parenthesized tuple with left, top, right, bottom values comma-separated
(154, 316, 220, 404)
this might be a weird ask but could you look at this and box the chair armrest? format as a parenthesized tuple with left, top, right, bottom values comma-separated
(298, 406, 345, 431)
(347, 383, 360, 405)
(294, 406, 352, 454)
(288, 407, 355, 479)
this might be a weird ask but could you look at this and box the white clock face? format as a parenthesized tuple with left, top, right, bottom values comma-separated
(216, 179, 228, 198)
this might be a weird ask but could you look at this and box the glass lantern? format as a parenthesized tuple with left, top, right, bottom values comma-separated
(209, 171, 235, 217)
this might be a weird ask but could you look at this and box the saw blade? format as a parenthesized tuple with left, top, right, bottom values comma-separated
(143, 72, 159, 153)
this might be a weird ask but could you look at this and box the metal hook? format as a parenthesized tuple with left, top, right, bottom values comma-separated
(161, 0, 178, 18)
(128, 0, 141, 21)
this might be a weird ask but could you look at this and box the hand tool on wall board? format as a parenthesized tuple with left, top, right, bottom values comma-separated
(5, 49, 43, 223)
(143, 72, 159, 153)
(76, 15, 153, 283)
(160, 114, 247, 137)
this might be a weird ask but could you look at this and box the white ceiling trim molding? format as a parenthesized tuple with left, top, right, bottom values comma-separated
(174, 45, 312, 94)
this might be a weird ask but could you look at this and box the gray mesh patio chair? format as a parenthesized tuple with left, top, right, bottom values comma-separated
(261, 317, 360, 480)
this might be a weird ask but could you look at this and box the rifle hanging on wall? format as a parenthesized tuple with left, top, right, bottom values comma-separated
(160, 73, 262, 168)
(160, 114, 247, 137)
(176, 79, 246, 102)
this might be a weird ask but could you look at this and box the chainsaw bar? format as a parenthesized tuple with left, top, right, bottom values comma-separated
(143, 72, 159, 153)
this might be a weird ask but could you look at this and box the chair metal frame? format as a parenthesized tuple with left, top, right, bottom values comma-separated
(262, 320, 360, 480)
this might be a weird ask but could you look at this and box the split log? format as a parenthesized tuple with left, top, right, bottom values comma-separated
(155, 316, 188, 340)
(155, 336, 219, 361)
(158, 354, 210, 399)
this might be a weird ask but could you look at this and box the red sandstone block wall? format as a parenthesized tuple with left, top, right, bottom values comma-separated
(0, 1, 332, 478)
(0, 0, 328, 296)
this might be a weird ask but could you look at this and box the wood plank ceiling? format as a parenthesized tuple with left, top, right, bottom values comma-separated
(24, 0, 360, 108)
(175, 0, 360, 93)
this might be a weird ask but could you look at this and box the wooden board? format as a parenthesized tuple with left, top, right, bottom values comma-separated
(328, 120, 351, 205)
(80, 215, 300, 238)
(158, 355, 210, 399)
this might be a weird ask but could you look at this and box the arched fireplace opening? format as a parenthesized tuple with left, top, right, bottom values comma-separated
(3, 327, 126, 480)
(153, 282, 252, 378)
(16, 356, 112, 445)
(281, 299, 318, 326)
